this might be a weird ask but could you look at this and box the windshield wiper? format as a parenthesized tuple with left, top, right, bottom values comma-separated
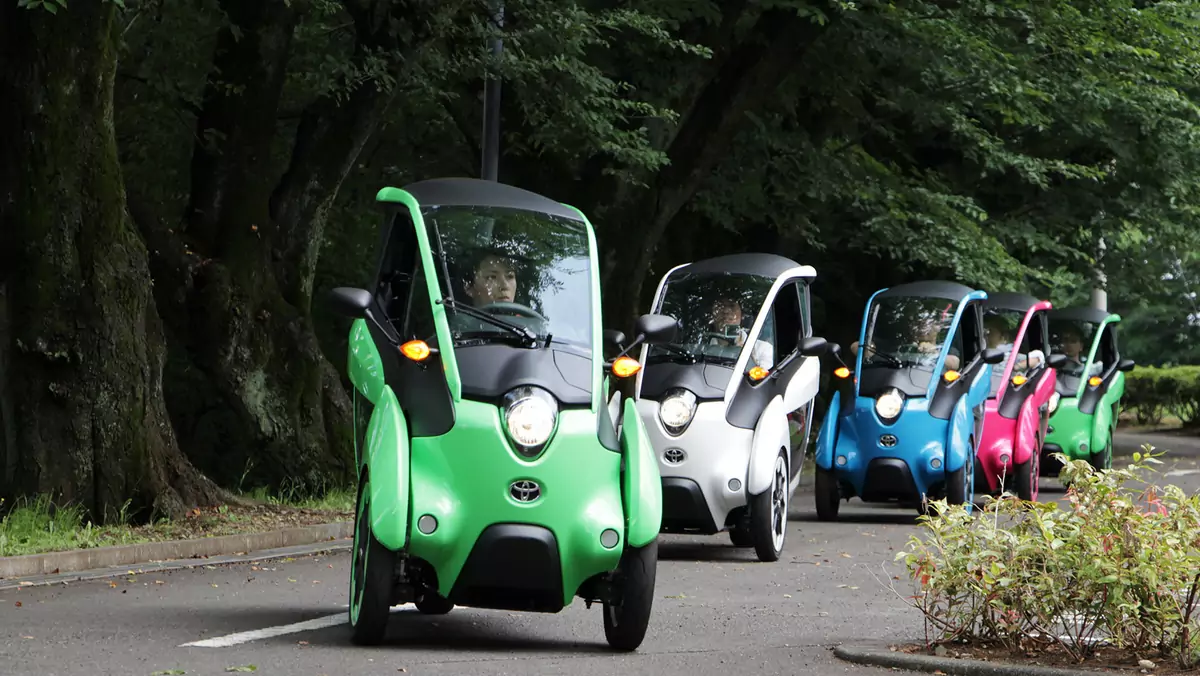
(862, 344, 903, 368)
(437, 297, 539, 346)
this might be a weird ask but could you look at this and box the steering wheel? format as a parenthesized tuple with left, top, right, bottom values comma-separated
(479, 301, 546, 321)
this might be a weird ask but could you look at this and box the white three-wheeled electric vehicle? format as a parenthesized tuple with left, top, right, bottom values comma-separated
(630, 254, 829, 561)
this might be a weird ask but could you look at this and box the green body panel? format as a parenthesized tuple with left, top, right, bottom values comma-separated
(1046, 313, 1125, 461)
(375, 187, 463, 401)
(404, 401, 625, 605)
(365, 386, 411, 551)
(347, 318, 386, 405)
(619, 396, 663, 548)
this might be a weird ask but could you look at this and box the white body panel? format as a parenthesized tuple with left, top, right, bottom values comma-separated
(747, 395, 790, 496)
(636, 398, 754, 531)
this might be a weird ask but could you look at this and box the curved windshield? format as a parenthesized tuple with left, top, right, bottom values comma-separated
(857, 295, 963, 396)
(646, 271, 775, 371)
(1050, 317, 1100, 396)
(423, 205, 592, 351)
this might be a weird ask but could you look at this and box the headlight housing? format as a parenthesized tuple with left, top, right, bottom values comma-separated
(659, 388, 697, 435)
(875, 388, 904, 420)
(1048, 391, 1061, 414)
(502, 386, 558, 457)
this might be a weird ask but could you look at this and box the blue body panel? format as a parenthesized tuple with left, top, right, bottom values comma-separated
(818, 287, 993, 502)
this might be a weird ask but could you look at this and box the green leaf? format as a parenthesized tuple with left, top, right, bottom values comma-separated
(224, 668, 256, 673)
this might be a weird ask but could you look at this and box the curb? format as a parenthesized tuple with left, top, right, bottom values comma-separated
(0, 521, 352, 584)
(834, 643, 1113, 676)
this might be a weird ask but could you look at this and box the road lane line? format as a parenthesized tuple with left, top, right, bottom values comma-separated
(180, 613, 347, 647)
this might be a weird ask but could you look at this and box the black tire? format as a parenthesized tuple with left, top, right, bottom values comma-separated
(603, 539, 658, 651)
(728, 526, 754, 547)
(750, 449, 789, 562)
(415, 591, 454, 615)
(349, 476, 397, 645)
(1089, 442, 1112, 472)
(814, 466, 840, 521)
(944, 437, 975, 514)
(1015, 457, 1035, 501)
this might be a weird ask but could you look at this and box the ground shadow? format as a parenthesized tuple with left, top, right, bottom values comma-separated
(657, 538, 761, 562)
(181, 605, 615, 654)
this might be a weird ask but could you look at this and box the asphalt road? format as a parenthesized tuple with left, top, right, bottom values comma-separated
(4, 451, 1199, 676)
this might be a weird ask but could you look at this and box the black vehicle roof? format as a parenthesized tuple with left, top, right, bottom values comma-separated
(401, 177, 584, 222)
(983, 291, 1042, 313)
(672, 253, 801, 279)
(875, 280, 976, 302)
(1050, 306, 1112, 323)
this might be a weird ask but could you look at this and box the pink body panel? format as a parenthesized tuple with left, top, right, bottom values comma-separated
(977, 300, 1057, 494)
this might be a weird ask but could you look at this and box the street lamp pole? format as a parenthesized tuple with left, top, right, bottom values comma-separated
(481, 0, 504, 182)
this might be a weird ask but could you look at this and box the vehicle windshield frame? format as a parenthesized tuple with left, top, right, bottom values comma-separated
(646, 269, 777, 369)
(421, 203, 594, 355)
(983, 306, 1034, 399)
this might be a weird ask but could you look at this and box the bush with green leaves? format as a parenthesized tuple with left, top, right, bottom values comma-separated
(1124, 366, 1200, 427)
(893, 449, 1200, 668)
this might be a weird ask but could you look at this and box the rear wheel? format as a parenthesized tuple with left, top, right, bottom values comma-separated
(603, 539, 657, 651)
(750, 450, 788, 562)
(814, 466, 840, 521)
(415, 591, 454, 615)
(349, 476, 397, 645)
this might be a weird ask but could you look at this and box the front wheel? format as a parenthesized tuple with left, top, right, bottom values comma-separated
(814, 466, 840, 521)
(1016, 441, 1039, 502)
(944, 437, 975, 515)
(349, 477, 397, 645)
(603, 540, 658, 651)
(750, 450, 788, 562)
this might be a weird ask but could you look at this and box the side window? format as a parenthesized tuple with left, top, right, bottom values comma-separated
(957, 304, 982, 365)
(750, 307, 778, 372)
(403, 258, 438, 344)
(750, 282, 804, 373)
(800, 283, 812, 338)
(1097, 324, 1118, 373)
(375, 208, 419, 326)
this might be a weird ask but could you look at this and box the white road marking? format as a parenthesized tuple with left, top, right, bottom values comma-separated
(180, 613, 347, 647)
(180, 604, 383, 648)
(1165, 468, 1200, 477)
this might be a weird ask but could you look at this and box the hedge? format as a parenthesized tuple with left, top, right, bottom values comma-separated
(1122, 365, 1200, 427)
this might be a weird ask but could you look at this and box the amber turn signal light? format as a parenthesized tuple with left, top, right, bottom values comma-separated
(612, 356, 641, 378)
(943, 370, 961, 382)
(1012, 375, 1027, 386)
(748, 366, 769, 381)
(1088, 376, 1102, 387)
(400, 339, 431, 362)
(834, 366, 850, 379)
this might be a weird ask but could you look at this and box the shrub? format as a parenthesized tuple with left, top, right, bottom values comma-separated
(893, 449, 1200, 668)
(1124, 366, 1200, 427)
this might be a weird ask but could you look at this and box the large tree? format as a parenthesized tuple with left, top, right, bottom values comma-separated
(0, 0, 222, 521)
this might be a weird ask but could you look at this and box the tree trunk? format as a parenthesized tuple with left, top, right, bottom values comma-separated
(139, 0, 437, 492)
(0, 2, 223, 522)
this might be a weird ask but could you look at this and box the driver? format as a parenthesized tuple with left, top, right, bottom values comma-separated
(463, 250, 517, 306)
(708, 297, 774, 370)
(1056, 325, 1101, 376)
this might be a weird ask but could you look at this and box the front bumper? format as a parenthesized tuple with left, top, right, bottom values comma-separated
(635, 399, 753, 533)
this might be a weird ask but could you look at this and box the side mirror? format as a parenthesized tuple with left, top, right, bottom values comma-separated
(981, 347, 1006, 365)
(635, 313, 679, 345)
(800, 335, 829, 357)
(829, 343, 842, 357)
(604, 329, 627, 350)
(328, 287, 373, 318)
(1118, 358, 1136, 372)
(1047, 353, 1067, 369)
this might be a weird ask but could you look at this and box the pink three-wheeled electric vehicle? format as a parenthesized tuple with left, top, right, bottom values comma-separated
(975, 293, 1065, 501)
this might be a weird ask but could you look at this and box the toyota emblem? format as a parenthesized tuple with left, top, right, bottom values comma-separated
(664, 448, 686, 464)
(510, 480, 541, 502)
(879, 434, 898, 448)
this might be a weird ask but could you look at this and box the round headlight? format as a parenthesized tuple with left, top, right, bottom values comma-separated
(659, 388, 697, 434)
(503, 386, 558, 455)
(1048, 391, 1061, 414)
(875, 389, 904, 420)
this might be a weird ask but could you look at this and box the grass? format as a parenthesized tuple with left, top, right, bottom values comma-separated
(0, 484, 356, 559)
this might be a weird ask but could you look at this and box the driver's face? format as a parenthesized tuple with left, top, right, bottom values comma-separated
(1061, 332, 1082, 358)
(712, 300, 742, 328)
(467, 256, 516, 305)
